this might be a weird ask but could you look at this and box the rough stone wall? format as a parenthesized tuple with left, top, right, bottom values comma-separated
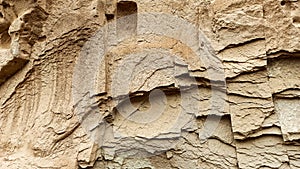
(0, 0, 299, 169)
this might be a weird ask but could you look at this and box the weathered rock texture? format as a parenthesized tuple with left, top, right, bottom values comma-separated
(0, 0, 300, 168)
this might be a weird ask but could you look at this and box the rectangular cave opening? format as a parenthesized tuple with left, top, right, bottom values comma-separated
(117, 1, 137, 18)
(116, 1, 137, 39)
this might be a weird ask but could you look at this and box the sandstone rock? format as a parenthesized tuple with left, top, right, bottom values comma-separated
(0, 0, 300, 168)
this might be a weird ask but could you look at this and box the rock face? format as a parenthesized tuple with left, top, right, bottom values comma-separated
(0, 0, 300, 168)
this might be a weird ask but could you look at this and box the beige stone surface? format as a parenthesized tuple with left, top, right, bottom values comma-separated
(0, 0, 300, 168)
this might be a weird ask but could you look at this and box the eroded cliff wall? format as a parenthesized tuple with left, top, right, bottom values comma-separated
(0, 0, 300, 168)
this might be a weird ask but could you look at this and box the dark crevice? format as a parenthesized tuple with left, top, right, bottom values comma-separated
(273, 91, 300, 99)
(227, 93, 273, 100)
(38, 35, 47, 42)
(226, 67, 268, 81)
(266, 50, 300, 57)
(105, 14, 114, 21)
(0, 58, 29, 86)
(1, 1, 10, 8)
(113, 84, 179, 101)
(217, 38, 266, 54)
(292, 16, 300, 26)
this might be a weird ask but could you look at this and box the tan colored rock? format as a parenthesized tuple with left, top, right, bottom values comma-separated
(169, 132, 238, 169)
(268, 58, 300, 94)
(275, 99, 300, 141)
(236, 136, 289, 169)
(212, 1, 266, 51)
(264, 0, 300, 54)
(219, 40, 267, 78)
(0, 0, 300, 168)
(227, 70, 272, 98)
(229, 95, 274, 139)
